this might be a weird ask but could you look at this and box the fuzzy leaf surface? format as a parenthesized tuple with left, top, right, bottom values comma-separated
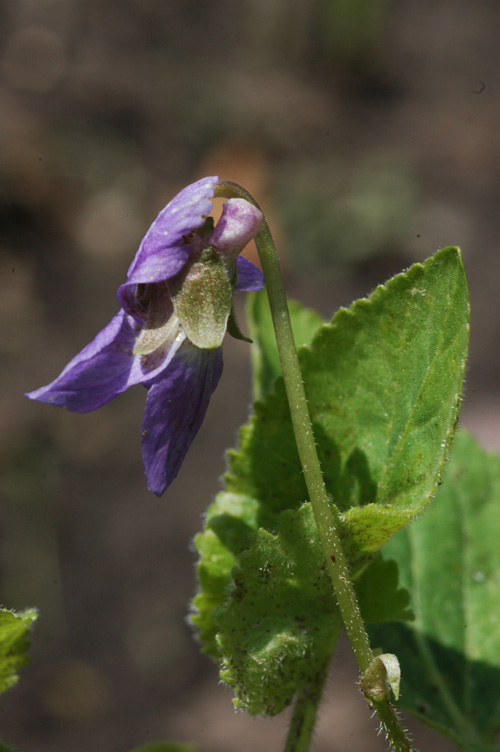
(0, 609, 37, 694)
(370, 432, 500, 749)
(216, 504, 342, 715)
(215, 503, 415, 715)
(191, 492, 261, 654)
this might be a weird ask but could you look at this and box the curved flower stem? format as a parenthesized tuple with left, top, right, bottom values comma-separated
(216, 182, 417, 752)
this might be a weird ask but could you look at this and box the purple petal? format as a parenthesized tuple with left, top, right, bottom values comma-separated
(141, 343, 223, 495)
(236, 256, 265, 291)
(117, 176, 219, 317)
(121, 175, 218, 284)
(25, 310, 185, 413)
(117, 248, 191, 318)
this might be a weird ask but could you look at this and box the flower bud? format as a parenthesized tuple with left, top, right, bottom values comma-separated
(209, 198, 264, 259)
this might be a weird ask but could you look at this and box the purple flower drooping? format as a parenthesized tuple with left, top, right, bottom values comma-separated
(26, 176, 264, 495)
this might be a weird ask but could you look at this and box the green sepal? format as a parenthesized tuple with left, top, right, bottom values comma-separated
(227, 305, 252, 344)
(171, 247, 232, 349)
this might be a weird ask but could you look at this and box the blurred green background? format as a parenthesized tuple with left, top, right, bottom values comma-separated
(1, 1, 500, 750)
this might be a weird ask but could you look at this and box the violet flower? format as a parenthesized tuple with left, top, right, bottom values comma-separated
(26, 176, 264, 495)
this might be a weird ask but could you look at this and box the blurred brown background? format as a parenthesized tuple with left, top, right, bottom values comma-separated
(1, 1, 499, 750)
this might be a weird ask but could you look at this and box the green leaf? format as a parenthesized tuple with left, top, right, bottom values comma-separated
(191, 493, 413, 668)
(193, 248, 469, 712)
(203, 504, 411, 715)
(356, 554, 414, 624)
(0, 609, 37, 694)
(369, 431, 500, 749)
(231, 247, 469, 567)
(191, 492, 261, 655)
(246, 290, 325, 401)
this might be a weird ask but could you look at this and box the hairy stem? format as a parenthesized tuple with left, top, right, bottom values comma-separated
(216, 181, 417, 752)
(284, 666, 331, 752)
(284, 613, 342, 752)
